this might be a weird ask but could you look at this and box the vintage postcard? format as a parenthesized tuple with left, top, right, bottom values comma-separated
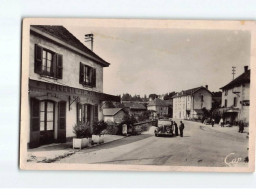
(20, 18, 256, 172)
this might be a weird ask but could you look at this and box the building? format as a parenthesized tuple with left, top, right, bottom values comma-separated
(103, 108, 126, 123)
(122, 101, 147, 115)
(172, 86, 212, 119)
(219, 66, 250, 125)
(27, 25, 119, 148)
(147, 98, 169, 117)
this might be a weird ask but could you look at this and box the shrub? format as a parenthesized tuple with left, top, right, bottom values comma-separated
(73, 122, 91, 138)
(104, 121, 119, 135)
(93, 120, 107, 135)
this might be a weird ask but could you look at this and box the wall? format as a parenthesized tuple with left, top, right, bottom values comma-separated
(114, 111, 126, 123)
(30, 33, 104, 93)
(193, 89, 212, 110)
(104, 116, 114, 123)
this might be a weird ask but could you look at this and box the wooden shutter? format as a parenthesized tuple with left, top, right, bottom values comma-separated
(34, 44, 43, 74)
(29, 98, 40, 148)
(79, 63, 84, 84)
(93, 68, 96, 87)
(58, 101, 66, 143)
(77, 103, 82, 123)
(56, 54, 63, 79)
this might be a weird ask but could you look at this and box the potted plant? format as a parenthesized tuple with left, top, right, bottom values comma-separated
(73, 122, 91, 149)
(93, 120, 107, 144)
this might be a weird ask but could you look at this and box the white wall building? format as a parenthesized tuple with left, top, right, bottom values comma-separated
(219, 66, 250, 125)
(26, 25, 119, 148)
(173, 86, 212, 119)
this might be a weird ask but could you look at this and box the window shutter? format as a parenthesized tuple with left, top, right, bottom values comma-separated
(30, 98, 40, 148)
(93, 68, 96, 87)
(77, 103, 82, 123)
(56, 54, 63, 79)
(34, 44, 43, 74)
(79, 63, 84, 84)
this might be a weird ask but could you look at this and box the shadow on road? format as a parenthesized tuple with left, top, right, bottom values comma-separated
(78, 134, 152, 154)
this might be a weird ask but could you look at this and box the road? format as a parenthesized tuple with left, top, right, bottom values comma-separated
(58, 120, 249, 167)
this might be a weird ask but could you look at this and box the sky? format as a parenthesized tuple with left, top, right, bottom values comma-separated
(65, 25, 251, 96)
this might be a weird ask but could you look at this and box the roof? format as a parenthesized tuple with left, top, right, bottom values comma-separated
(31, 25, 110, 67)
(148, 98, 168, 107)
(172, 86, 212, 98)
(220, 70, 250, 90)
(103, 108, 124, 116)
(122, 102, 146, 110)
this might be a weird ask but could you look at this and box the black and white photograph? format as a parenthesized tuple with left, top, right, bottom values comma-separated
(19, 19, 256, 172)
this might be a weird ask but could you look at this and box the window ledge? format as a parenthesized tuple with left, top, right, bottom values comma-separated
(39, 74, 58, 80)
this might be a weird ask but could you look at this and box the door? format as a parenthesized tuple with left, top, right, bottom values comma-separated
(39, 101, 55, 145)
(58, 101, 66, 143)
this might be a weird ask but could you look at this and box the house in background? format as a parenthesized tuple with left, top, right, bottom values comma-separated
(147, 98, 169, 117)
(122, 101, 147, 116)
(219, 66, 250, 125)
(27, 25, 119, 148)
(172, 86, 212, 119)
(103, 108, 126, 123)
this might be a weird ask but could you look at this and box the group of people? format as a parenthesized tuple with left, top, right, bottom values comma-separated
(170, 121, 185, 137)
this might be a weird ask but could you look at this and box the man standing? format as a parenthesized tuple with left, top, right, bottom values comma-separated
(174, 121, 179, 136)
(179, 121, 185, 137)
(239, 121, 244, 133)
(211, 118, 215, 127)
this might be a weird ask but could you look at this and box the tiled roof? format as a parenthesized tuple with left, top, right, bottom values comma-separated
(172, 86, 212, 98)
(148, 98, 168, 107)
(103, 108, 124, 116)
(220, 70, 250, 90)
(122, 102, 147, 110)
(31, 25, 110, 67)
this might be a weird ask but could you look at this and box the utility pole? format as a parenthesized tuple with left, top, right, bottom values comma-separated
(232, 66, 236, 80)
(85, 34, 94, 51)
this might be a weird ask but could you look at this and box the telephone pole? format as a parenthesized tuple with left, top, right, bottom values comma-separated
(85, 34, 94, 51)
(232, 66, 236, 80)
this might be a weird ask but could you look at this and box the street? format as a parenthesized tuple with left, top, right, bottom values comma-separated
(57, 120, 249, 167)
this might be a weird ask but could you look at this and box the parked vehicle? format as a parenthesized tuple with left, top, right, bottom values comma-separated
(154, 119, 173, 137)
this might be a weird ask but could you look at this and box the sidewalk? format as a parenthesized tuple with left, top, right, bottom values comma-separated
(182, 119, 249, 138)
(27, 134, 125, 163)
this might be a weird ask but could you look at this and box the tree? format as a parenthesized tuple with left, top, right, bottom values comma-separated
(149, 94, 158, 100)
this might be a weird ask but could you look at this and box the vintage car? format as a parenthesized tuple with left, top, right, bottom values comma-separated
(154, 119, 173, 137)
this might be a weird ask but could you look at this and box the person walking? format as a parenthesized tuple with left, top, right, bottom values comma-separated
(179, 121, 185, 137)
(219, 118, 224, 127)
(174, 121, 179, 136)
(239, 121, 244, 133)
(211, 118, 215, 127)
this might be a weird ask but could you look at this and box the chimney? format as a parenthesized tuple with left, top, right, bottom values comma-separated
(244, 66, 249, 72)
(205, 85, 208, 90)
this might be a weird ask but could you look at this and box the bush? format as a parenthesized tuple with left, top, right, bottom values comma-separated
(73, 122, 91, 138)
(104, 121, 119, 135)
(93, 120, 107, 135)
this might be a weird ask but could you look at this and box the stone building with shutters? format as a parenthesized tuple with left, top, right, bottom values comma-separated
(27, 25, 120, 148)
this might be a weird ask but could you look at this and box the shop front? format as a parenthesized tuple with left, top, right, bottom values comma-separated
(28, 79, 120, 148)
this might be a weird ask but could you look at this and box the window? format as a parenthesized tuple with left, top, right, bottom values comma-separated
(77, 103, 92, 124)
(234, 97, 237, 107)
(40, 101, 55, 131)
(224, 99, 227, 107)
(34, 44, 63, 79)
(225, 90, 228, 96)
(201, 95, 204, 102)
(79, 63, 96, 87)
